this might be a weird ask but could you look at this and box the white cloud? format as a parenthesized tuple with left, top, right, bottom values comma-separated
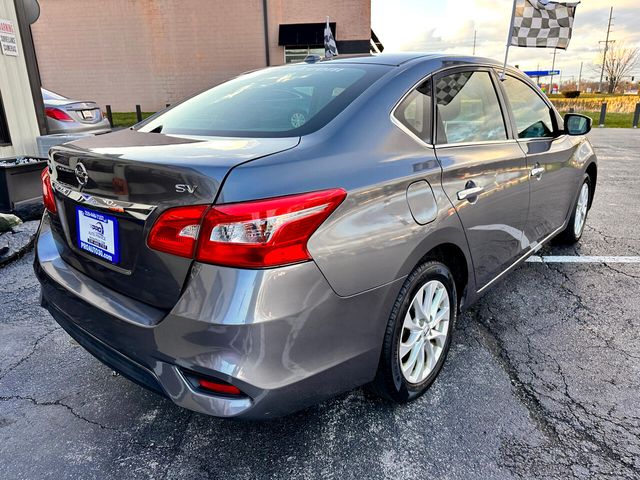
(372, 0, 640, 80)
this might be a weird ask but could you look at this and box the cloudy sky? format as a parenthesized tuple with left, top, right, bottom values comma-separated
(371, 0, 640, 82)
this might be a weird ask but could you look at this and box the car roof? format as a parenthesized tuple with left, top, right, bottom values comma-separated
(327, 53, 501, 68)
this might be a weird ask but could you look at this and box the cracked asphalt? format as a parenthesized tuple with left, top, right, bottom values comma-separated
(1, 129, 639, 479)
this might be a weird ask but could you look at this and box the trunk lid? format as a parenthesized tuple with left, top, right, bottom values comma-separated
(46, 99, 103, 124)
(48, 128, 299, 309)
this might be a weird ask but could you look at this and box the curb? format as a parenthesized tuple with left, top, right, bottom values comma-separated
(0, 220, 40, 267)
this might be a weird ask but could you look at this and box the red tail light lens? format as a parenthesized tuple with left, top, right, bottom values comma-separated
(147, 189, 346, 267)
(44, 107, 73, 122)
(195, 189, 346, 268)
(197, 378, 242, 396)
(147, 205, 208, 258)
(41, 168, 57, 213)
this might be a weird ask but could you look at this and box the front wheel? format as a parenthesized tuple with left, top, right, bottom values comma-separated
(371, 261, 457, 403)
(557, 176, 591, 244)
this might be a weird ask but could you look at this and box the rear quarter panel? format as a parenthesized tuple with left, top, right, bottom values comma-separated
(219, 60, 475, 297)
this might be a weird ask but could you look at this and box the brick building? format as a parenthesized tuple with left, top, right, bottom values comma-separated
(31, 0, 376, 111)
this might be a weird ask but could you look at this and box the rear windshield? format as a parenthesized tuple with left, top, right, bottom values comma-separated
(138, 64, 388, 137)
(42, 88, 67, 101)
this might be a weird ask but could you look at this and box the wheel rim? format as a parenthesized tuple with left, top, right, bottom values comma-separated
(399, 280, 451, 384)
(573, 182, 589, 237)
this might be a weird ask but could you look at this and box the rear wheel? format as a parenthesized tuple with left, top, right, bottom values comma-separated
(371, 261, 456, 402)
(557, 176, 591, 244)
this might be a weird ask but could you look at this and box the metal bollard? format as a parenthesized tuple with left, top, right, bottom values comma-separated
(598, 102, 607, 128)
(105, 105, 113, 128)
(135, 104, 142, 123)
(633, 103, 640, 129)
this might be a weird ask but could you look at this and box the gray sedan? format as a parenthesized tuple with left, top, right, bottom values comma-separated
(42, 88, 111, 134)
(35, 53, 596, 419)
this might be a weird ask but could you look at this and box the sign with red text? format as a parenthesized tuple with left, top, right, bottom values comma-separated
(0, 19, 18, 56)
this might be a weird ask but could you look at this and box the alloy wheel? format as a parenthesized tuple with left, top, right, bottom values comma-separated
(574, 182, 589, 237)
(399, 280, 451, 384)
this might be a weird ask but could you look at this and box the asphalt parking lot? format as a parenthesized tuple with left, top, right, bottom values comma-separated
(1, 129, 639, 479)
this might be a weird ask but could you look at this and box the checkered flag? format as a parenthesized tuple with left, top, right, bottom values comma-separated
(435, 73, 472, 106)
(324, 17, 338, 59)
(511, 0, 579, 50)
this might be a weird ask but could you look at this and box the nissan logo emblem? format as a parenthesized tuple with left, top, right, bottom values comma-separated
(75, 162, 89, 186)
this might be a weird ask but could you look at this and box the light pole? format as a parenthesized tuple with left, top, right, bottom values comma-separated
(577, 61, 583, 91)
(550, 49, 557, 94)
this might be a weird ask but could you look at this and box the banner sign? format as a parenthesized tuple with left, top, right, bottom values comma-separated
(0, 19, 18, 57)
(524, 70, 561, 77)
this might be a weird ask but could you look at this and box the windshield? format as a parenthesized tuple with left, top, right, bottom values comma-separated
(139, 64, 389, 137)
(41, 88, 67, 101)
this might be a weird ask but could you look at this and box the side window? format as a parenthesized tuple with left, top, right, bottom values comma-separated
(502, 76, 554, 139)
(393, 78, 432, 143)
(435, 71, 507, 144)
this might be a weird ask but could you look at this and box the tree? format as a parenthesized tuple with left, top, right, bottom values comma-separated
(594, 43, 639, 94)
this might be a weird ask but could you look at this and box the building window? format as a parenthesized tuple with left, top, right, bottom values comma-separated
(0, 91, 11, 146)
(284, 46, 325, 64)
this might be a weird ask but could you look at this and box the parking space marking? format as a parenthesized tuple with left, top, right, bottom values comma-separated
(527, 256, 640, 263)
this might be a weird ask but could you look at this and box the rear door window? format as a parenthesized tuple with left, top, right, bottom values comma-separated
(502, 76, 555, 139)
(435, 71, 507, 144)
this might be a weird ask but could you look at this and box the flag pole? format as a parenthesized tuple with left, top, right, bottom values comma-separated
(501, 0, 518, 79)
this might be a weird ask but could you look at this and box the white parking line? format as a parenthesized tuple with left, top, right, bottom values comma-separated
(527, 256, 640, 263)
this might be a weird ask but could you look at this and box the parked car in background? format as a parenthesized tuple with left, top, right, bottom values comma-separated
(35, 54, 597, 419)
(42, 88, 111, 134)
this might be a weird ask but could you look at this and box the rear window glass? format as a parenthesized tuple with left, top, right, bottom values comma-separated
(42, 88, 67, 101)
(139, 64, 388, 137)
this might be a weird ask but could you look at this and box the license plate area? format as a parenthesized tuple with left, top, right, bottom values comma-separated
(76, 206, 120, 264)
(80, 109, 95, 120)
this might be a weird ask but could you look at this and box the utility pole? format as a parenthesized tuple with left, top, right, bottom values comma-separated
(577, 61, 583, 91)
(550, 49, 557, 94)
(473, 30, 477, 55)
(598, 7, 614, 93)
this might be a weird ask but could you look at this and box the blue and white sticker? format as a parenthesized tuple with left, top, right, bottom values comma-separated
(76, 207, 120, 264)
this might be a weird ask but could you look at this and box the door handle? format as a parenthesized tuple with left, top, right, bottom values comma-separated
(530, 165, 545, 178)
(457, 183, 484, 201)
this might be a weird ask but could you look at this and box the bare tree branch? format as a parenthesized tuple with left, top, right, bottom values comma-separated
(593, 43, 639, 93)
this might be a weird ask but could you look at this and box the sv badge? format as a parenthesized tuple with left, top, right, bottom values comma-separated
(175, 184, 198, 194)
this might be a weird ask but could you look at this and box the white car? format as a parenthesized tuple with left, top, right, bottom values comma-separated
(42, 88, 111, 134)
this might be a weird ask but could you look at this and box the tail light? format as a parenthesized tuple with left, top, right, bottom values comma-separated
(147, 189, 346, 268)
(45, 107, 73, 122)
(147, 205, 208, 258)
(196, 189, 346, 268)
(41, 168, 57, 213)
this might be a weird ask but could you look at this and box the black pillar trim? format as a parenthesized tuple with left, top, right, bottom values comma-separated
(13, 0, 47, 135)
(262, 0, 270, 66)
(335, 40, 371, 55)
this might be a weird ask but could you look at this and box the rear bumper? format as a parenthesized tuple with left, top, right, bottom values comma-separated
(46, 117, 111, 135)
(34, 214, 401, 419)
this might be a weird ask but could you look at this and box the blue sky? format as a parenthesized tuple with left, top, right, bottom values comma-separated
(371, 0, 640, 81)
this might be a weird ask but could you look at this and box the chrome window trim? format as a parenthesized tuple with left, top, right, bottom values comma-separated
(436, 138, 518, 149)
(389, 113, 435, 149)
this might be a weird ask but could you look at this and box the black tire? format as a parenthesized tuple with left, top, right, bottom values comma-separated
(556, 175, 591, 245)
(371, 260, 457, 403)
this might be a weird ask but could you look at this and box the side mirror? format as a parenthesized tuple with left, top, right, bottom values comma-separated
(564, 113, 592, 136)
